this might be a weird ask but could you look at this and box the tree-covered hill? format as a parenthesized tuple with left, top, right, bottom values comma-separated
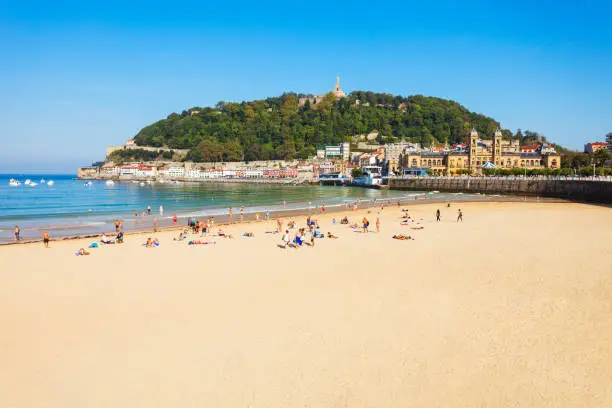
(132, 91, 530, 162)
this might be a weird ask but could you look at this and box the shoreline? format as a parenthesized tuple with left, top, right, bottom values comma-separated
(0, 195, 569, 246)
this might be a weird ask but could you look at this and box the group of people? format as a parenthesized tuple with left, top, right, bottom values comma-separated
(186, 216, 216, 236)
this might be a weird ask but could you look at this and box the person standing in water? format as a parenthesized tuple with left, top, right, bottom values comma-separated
(14, 225, 21, 241)
(457, 209, 463, 222)
(436, 209, 441, 222)
(159, 205, 164, 216)
(147, 205, 151, 215)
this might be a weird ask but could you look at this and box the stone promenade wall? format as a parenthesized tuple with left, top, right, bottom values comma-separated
(389, 178, 612, 203)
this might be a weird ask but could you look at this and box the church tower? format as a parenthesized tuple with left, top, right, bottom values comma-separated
(469, 129, 478, 171)
(493, 129, 502, 165)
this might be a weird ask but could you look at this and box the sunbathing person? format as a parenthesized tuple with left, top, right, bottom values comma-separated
(100, 233, 114, 244)
(218, 230, 234, 239)
(153, 238, 160, 247)
(327, 232, 338, 239)
(174, 232, 186, 241)
(392, 234, 414, 240)
(115, 231, 124, 243)
(145, 238, 154, 247)
(77, 248, 90, 256)
(243, 232, 254, 237)
(340, 217, 349, 224)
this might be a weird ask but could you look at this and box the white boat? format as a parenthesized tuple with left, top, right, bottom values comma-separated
(24, 179, 31, 185)
(40, 178, 46, 184)
(105, 180, 115, 186)
(47, 180, 55, 186)
(84, 181, 93, 187)
(29, 182, 38, 187)
(9, 178, 21, 186)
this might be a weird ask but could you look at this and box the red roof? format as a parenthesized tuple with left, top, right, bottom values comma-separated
(589, 142, 606, 146)
(520, 145, 538, 150)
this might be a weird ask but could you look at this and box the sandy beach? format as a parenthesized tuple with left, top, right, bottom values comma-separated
(1, 201, 611, 407)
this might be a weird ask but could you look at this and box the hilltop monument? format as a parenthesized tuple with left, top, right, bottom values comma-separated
(299, 77, 347, 106)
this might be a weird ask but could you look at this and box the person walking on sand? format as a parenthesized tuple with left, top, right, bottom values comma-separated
(14, 225, 21, 241)
(153, 218, 158, 232)
(42, 231, 50, 248)
(376, 217, 380, 233)
(281, 230, 290, 248)
(362, 217, 369, 233)
(457, 209, 463, 222)
(436, 209, 441, 222)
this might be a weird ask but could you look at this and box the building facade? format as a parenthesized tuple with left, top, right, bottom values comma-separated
(399, 129, 561, 175)
(584, 142, 607, 153)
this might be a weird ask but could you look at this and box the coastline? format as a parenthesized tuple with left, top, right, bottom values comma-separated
(0, 194, 569, 246)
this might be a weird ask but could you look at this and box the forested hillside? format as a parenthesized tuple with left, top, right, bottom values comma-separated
(132, 91, 533, 162)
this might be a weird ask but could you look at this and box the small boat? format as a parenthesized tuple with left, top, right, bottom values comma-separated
(84, 181, 93, 187)
(47, 180, 55, 186)
(9, 178, 21, 186)
(40, 178, 46, 184)
(105, 180, 115, 186)
(24, 179, 31, 185)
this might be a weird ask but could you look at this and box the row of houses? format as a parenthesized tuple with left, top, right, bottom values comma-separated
(97, 164, 302, 180)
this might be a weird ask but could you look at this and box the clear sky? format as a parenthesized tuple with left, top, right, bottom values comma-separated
(1, 0, 610, 173)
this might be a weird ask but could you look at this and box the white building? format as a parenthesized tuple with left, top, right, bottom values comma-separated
(322, 142, 350, 160)
(166, 166, 185, 178)
(119, 165, 139, 176)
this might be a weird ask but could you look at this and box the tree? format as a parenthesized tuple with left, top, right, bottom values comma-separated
(592, 148, 611, 167)
(351, 168, 363, 178)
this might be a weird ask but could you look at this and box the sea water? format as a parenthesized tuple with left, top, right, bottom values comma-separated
(0, 174, 479, 242)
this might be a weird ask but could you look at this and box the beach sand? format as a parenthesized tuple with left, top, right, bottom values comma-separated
(0, 201, 611, 407)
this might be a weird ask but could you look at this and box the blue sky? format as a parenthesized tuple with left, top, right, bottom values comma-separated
(1, 0, 611, 173)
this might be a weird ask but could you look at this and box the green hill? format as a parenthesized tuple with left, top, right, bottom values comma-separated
(132, 91, 525, 162)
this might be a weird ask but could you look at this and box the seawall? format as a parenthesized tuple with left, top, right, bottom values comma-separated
(389, 177, 612, 203)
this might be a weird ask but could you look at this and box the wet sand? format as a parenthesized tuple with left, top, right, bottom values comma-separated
(0, 201, 611, 407)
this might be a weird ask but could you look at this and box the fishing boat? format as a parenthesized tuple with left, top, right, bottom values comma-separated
(9, 178, 21, 186)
